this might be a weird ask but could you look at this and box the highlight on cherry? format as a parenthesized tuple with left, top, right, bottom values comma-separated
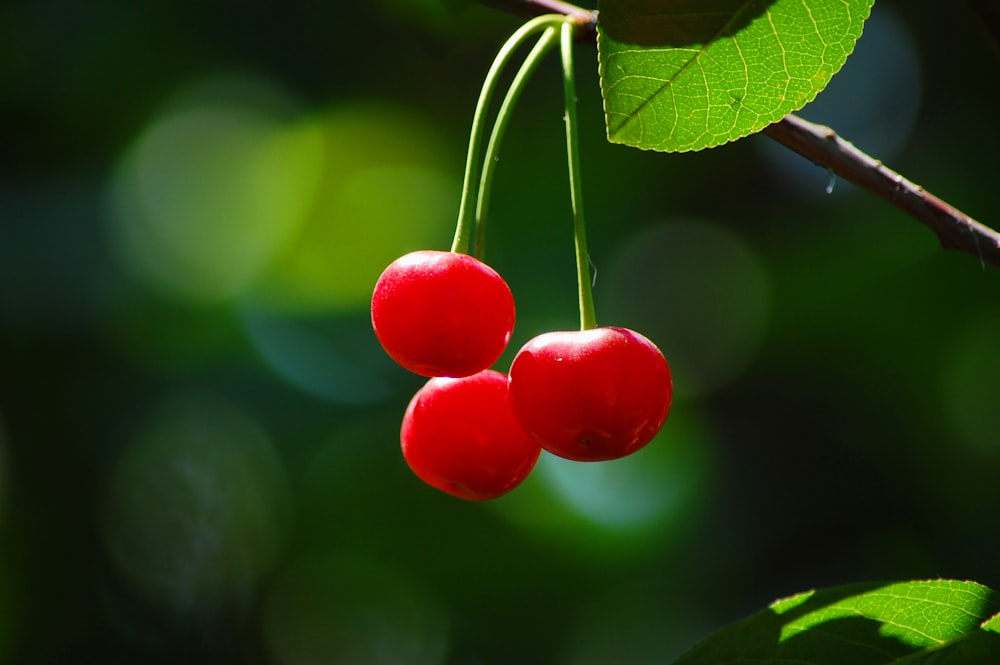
(370, 14, 673, 500)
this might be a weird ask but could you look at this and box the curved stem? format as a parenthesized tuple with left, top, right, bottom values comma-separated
(560, 20, 596, 330)
(451, 14, 569, 255)
(474, 25, 563, 260)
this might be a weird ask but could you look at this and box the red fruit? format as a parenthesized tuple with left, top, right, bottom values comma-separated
(401, 369, 541, 501)
(507, 327, 672, 461)
(372, 250, 516, 377)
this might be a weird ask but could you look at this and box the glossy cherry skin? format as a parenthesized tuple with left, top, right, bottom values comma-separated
(507, 327, 672, 461)
(372, 250, 515, 378)
(401, 369, 541, 501)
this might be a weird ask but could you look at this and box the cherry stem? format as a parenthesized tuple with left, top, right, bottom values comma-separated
(474, 24, 563, 260)
(560, 20, 596, 331)
(451, 14, 568, 256)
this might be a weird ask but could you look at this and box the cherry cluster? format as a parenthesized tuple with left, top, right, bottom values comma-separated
(369, 14, 673, 500)
(371, 249, 673, 501)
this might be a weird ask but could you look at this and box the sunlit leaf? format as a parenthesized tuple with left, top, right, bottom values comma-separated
(672, 580, 1000, 664)
(597, 0, 875, 152)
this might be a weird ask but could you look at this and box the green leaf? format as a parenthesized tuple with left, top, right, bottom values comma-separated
(672, 580, 1000, 664)
(597, 0, 875, 152)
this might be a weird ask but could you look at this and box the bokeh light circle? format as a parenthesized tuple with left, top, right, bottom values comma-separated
(241, 310, 395, 404)
(943, 312, 1000, 457)
(101, 394, 289, 615)
(107, 77, 324, 303)
(495, 405, 716, 562)
(599, 219, 771, 399)
(253, 102, 459, 314)
(263, 551, 449, 665)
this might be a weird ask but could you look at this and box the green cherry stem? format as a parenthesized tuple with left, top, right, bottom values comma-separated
(474, 24, 563, 260)
(451, 14, 568, 256)
(560, 20, 596, 331)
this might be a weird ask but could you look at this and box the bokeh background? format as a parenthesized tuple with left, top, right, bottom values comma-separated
(1, 0, 999, 663)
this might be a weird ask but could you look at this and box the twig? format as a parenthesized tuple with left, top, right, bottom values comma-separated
(481, 0, 595, 24)
(480, 0, 1000, 268)
(764, 116, 1000, 267)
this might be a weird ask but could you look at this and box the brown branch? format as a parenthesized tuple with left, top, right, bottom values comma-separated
(480, 0, 598, 39)
(480, 0, 1000, 268)
(763, 116, 1000, 267)
(481, 0, 595, 23)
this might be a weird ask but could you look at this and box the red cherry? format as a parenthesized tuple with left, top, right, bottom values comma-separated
(372, 250, 516, 378)
(507, 327, 672, 461)
(401, 369, 541, 500)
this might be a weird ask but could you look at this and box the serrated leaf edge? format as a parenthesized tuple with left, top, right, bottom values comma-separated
(597, 0, 876, 154)
(670, 579, 999, 665)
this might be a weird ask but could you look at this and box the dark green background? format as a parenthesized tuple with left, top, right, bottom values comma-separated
(1, 1, 998, 663)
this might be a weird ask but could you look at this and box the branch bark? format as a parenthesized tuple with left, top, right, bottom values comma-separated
(763, 115, 1000, 268)
(480, 0, 1000, 269)
(481, 0, 596, 24)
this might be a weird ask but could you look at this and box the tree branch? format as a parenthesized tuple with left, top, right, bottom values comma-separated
(763, 116, 1000, 267)
(480, 0, 1000, 268)
(481, 0, 596, 24)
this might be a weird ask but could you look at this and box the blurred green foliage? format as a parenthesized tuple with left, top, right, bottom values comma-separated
(1, 1, 999, 663)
